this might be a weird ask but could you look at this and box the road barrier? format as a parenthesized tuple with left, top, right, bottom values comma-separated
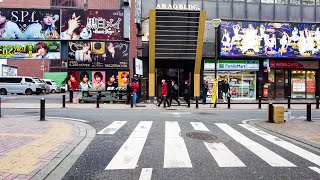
(316, 96, 319, 109)
(268, 103, 273, 123)
(62, 95, 66, 108)
(258, 96, 262, 109)
(131, 94, 133, 108)
(40, 98, 45, 121)
(288, 96, 291, 109)
(96, 95, 100, 108)
(196, 96, 199, 109)
(306, 103, 311, 121)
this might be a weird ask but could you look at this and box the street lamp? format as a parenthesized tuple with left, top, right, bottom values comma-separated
(211, 19, 221, 79)
(211, 19, 221, 108)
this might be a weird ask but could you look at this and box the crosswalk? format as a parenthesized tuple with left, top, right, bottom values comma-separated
(97, 120, 320, 174)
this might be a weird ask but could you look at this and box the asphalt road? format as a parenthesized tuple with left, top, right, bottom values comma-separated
(2, 95, 320, 180)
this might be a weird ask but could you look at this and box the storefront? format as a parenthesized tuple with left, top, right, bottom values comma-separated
(264, 60, 319, 99)
(204, 60, 259, 99)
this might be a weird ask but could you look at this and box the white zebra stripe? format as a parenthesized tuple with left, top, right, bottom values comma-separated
(97, 121, 127, 135)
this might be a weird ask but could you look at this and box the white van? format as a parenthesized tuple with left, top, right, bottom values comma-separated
(42, 79, 61, 93)
(0, 76, 40, 95)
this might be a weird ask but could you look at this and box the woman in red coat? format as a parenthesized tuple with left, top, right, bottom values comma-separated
(157, 79, 170, 107)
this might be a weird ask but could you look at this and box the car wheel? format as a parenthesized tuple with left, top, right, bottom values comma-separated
(51, 89, 56, 94)
(25, 88, 33, 95)
(0, 88, 7, 95)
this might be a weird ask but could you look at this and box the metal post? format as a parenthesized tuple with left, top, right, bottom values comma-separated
(163, 96, 166, 108)
(227, 96, 231, 109)
(287, 96, 291, 109)
(268, 103, 273, 123)
(96, 95, 99, 108)
(69, 91, 73, 103)
(130, 94, 133, 108)
(316, 96, 319, 109)
(40, 98, 45, 121)
(62, 95, 65, 108)
(306, 103, 311, 121)
(196, 96, 199, 109)
(258, 96, 262, 109)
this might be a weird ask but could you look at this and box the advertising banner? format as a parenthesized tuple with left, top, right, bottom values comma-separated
(0, 8, 60, 40)
(68, 41, 129, 69)
(68, 69, 124, 91)
(61, 9, 124, 40)
(269, 60, 319, 69)
(135, 58, 143, 75)
(220, 20, 320, 58)
(0, 41, 60, 59)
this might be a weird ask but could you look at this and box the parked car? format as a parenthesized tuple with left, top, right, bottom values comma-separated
(0, 76, 40, 95)
(32, 77, 47, 94)
(42, 79, 61, 93)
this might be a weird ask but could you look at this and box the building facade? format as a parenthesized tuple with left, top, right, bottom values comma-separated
(140, 0, 320, 100)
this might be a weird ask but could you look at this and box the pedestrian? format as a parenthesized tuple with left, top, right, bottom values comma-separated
(202, 81, 208, 105)
(131, 79, 139, 107)
(169, 80, 180, 106)
(222, 80, 230, 103)
(157, 79, 170, 107)
(126, 83, 132, 104)
(183, 80, 191, 108)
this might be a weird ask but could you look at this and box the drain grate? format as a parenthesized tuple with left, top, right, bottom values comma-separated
(186, 132, 217, 141)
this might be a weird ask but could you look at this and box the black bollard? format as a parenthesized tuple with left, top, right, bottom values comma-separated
(268, 103, 273, 123)
(258, 96, 262, 109)
(196, 96, 199, 109)
(96, 95, 100, 108)
(163, 96, 166, 108)
(214, 102, 217, 108)
(130, 94, 133, 108)
(40, 98, 45, 121)
(306, 103, 311, 121)
(287, 96, 291, 109)
(316, 96, 319, 109)
(69, 91, 73, 103)
(62, 95, 65, 108)
(227, 96, 231, 109)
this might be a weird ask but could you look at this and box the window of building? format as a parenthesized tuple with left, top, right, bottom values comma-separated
(276, 0, 288, 4)
(290, 0, 301, 4)
(247, 0, 260, 3)
(51, 0, 84, 8)
(291, 70, 316, 99)
(302, 0, 315, 5)
(261, 0, 274, 4)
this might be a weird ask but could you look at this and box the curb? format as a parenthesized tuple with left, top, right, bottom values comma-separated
(246, 119, 320, 150)
(28, 117, 96, 180)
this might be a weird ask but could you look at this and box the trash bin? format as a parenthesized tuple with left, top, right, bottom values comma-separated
(284, 110, 291, 122)
(273, 106, 285, 124)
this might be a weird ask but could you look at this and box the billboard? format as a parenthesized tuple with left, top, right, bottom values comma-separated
(68, 70, 123, 91)
(0, 41, 60, 59)
(0, 8, 60, 40)
(61, 9, 124, 40)
(1, 64, 17, 76)
(219, 20, 320, 58)
(135, 58, 143, 75)
(68, 41, 129, 69)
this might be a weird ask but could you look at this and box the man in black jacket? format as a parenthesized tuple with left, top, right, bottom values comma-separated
(169, 80, 180, 106)
(183, 80, 191, 108)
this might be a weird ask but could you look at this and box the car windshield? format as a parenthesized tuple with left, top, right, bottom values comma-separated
(34, 79, 42, 83)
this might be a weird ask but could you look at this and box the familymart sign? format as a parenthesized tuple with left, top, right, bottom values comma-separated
(204, 60, 259, 71)
(156, 4, 201, 11)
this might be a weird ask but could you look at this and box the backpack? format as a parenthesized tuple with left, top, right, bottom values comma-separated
(173, 84, 179, 91)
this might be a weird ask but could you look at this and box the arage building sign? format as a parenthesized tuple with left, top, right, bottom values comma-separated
(156, 4, 200, 11)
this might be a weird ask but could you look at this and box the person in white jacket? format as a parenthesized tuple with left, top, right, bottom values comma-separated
(0, 10, 25, 39)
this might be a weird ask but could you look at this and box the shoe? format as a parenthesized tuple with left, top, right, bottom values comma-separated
(157, 104, 160, 107)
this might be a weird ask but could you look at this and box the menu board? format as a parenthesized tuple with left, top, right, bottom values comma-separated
(292, 79, 305, 92)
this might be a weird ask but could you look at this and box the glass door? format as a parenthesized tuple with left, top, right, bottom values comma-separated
(291, 70, 306, 98)
(275, 69, 285, 98)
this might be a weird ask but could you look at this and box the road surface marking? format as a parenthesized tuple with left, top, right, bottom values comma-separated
(309, 167, 320, 175)
(204, 142, 246, 167)
(240, 124, 320, 167)
(190, 122, 209, 131)
(215, 123, 295, 167)
(105, 121, 153, 170)
(139, 168, 153, 180)
(164, 121, 192, 168)
(97, 121, 127, 135)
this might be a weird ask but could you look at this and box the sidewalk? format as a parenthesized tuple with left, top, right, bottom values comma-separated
(252, 119, 320, 149)
(2, 102, 320, 110)
(0, 116, 95, 180)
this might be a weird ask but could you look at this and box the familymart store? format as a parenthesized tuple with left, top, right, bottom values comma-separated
(204, 60, 259, 99)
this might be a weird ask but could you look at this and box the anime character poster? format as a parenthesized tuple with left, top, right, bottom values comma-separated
(106, 70, 118, 90)
(61, 9, 124, 40)
(68, 41, 129, 69)
(118, 71, 129, 87)
(91, 71, 106, 91)
(0, 8, 60, 40)
(0, 41, 60, 59)
(79, 71, 92, 91)
(219, 20, 320, 58)
(67, 71, 79, 91)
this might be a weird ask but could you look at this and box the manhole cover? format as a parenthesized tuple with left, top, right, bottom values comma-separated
(186, 132, 217, 141)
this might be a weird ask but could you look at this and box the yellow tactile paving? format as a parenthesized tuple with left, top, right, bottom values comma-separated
(0, 121, 74, 174)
